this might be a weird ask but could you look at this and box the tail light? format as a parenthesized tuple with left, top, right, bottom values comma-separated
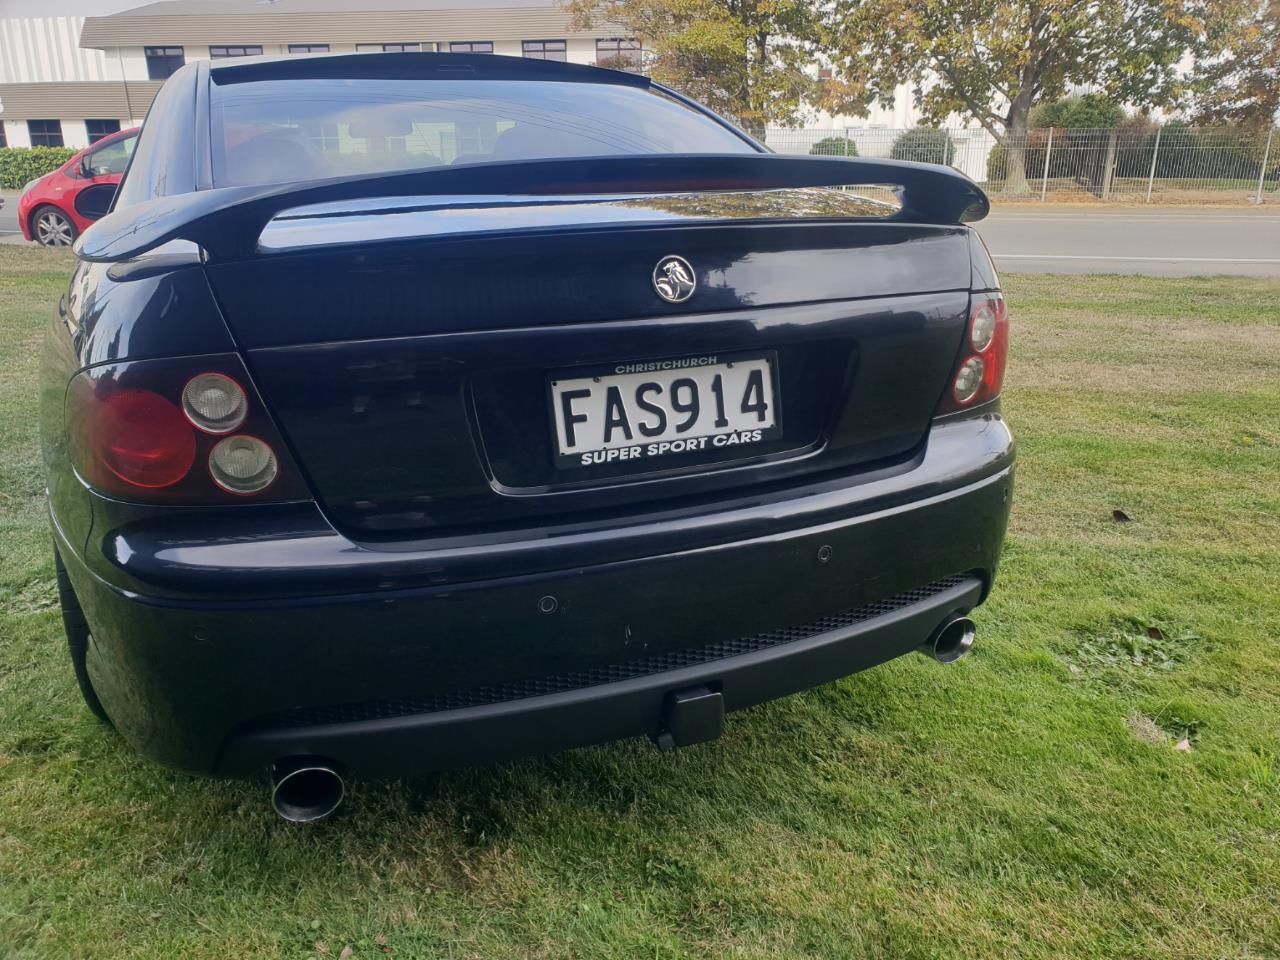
(94, 389, 197, 489)
(68, 354, 308, 504)
(938, 293, 1008, 414)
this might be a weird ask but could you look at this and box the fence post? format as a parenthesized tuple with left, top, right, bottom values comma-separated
(1255, 127, 1274, 205)
(1100, 129, 1118, 199)
(1145, 125, 1162, 203)
(1040, 127, 1054, 202)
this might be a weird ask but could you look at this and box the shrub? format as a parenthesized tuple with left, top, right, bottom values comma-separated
(0, 147, 77, 190)
(984, 129, 1053, 184)
(1030, 94, 1125, 130)
(809, 136, 858, 157)
(986, 142, 1008, 182)
(890, 127, 955, 166)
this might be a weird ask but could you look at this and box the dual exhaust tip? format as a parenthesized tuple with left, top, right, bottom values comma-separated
(268, 615, 975, 821)
(920, 614, 976, 664)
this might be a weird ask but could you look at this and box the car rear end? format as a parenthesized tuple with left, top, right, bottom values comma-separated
(44, 54, 1013, 786)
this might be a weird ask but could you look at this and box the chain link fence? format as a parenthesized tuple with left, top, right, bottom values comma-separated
(764, 124, 1280, 204)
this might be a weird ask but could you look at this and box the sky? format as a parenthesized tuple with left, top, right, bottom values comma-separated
(0, 0, 142, 15)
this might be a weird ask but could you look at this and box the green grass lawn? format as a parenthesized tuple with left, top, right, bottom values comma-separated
(1, 245, 1278, 959)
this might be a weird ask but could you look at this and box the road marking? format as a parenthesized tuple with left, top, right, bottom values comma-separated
(993, 254, 1280, 263)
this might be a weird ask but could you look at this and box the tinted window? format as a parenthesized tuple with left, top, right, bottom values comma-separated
(209, 78, 753, 187)
(85, 119, 121, 144)
(145, 46, 185, 80)
(597, 38, 642, 69)
(523, 40, 566, 61)
(449, 42, 493, 53)
(28, 119, 63, 147)
(289, 44, 330, 53)
(84, 134, 137, 176)
(210, 45, 264, 58)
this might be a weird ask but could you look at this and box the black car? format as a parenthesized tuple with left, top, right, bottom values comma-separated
(41, 52, 1012, 821)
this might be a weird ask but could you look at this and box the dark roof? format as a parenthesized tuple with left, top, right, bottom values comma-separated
(207, 50, 648, 87)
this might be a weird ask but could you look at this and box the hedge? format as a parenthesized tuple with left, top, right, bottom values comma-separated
(809, 136, 859, 157)
(890, 127, 955, 166)
(1030, 94, 1125, 130)
(986, 123, 1278, 185)
(0, 147, 77, 190)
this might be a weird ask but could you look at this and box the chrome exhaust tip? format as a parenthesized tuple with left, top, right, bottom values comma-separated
(920, 614, 976, 664)
(270, 757, 344, 823)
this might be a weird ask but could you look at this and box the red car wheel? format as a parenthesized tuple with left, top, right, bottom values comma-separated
(31, 204, 78, 247)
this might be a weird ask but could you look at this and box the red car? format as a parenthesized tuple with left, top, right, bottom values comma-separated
(18, 128, 139, 247)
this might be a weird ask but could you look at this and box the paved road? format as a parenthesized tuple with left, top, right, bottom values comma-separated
(3, 191, 1277, 276)
(0, 191, 22, 243)
(976, 207, 1280, 278)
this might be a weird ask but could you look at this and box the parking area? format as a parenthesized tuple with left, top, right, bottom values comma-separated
(0, 192, 21, 243)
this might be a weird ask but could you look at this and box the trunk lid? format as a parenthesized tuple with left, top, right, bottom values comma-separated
(201, 196, 973, 538)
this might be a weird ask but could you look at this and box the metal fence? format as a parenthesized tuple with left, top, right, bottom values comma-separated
(763, 124, 1280, 204)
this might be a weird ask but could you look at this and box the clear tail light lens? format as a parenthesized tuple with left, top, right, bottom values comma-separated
(969, 303, 998, 351)
(182, 372, 248, 434)
(939, 293, 1008, 413)
(952, 356, 985, 404)
(68, 354, 307, 504)
(209, 435, 278, 494)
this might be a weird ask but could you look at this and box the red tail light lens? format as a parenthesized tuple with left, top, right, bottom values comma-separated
(94, 389, 196, 488)
(68, 354, 307, 504)
(939, 294, 1008, 413)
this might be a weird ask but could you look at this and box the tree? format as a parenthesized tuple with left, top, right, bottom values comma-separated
(1193, 0, 1280, 128)
(827, 0, 1215, 194)
(563, 0, 869, 136)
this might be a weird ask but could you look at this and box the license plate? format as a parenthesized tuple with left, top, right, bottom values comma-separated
(549, 353, 782, 468)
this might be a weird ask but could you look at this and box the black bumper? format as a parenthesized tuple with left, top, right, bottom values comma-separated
(224, 574, 982, 778)
(60, 415, 1012, 779)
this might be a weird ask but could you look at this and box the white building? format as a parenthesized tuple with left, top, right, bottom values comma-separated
(0, 0, 640, 149)
(0, 0, 981, 157)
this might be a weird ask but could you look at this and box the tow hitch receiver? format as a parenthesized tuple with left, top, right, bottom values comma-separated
(652, 685, 724, 750)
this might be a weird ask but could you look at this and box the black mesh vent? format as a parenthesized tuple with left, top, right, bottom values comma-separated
(258, 574, 969, 729)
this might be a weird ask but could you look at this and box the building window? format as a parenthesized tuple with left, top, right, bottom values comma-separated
(449, 41, 493, 54)
(144, 46, 185, 80)
(288, 43, 330, 53)
(357, 43, 421, 52)
(209, 45, 263, 58)
(27, 120, 63, 148)
(522, 39, 566, 61)
(85, 119, 121, 144)
(596, 38, 642, 69)
(0, 125, 7, 149)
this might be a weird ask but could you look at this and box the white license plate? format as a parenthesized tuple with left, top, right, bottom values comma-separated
(549, 353, 782, 468)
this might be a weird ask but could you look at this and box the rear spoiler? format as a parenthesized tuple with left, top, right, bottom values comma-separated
(77, 154, 989, 264)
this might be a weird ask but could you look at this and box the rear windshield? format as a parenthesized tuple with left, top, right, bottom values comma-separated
(210, 78, 755, 187)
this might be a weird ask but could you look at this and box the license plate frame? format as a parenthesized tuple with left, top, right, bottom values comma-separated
(547, 350, 784, 470)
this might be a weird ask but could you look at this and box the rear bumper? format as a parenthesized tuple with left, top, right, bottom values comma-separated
(59, 413, 1013, 778)
(225, 574, 982, 778)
